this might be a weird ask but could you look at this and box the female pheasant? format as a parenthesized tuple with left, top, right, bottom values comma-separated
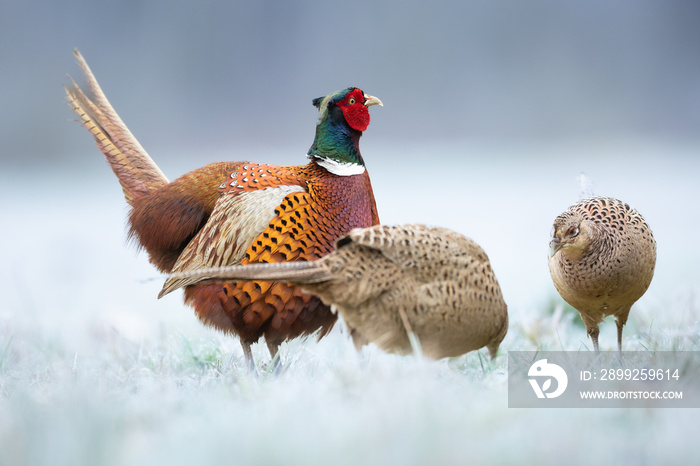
(65, 50, 382, 368)
(165, 224, 510, 360)
(549, 197, 656, 352)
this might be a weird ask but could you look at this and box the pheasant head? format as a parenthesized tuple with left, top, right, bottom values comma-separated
(308, 87, 382, 175)
(549, 210, 601, 261)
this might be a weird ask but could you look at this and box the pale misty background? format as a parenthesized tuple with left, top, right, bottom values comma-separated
(2, 0, 699, 337)
(3, 0, 699, 313)
(3, 1, 700, 161)
(1, 2, 700, 463)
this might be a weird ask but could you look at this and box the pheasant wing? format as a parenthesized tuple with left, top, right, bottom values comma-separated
(159, 184, 305, 296)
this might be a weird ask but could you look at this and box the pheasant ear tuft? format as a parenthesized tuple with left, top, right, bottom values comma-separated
(312, 96, 324, 108)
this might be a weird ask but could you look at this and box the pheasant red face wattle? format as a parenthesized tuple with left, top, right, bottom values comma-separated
(337, 89, 371, 132)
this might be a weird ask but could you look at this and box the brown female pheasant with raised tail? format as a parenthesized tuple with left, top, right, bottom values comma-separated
(165, 224, 509, 360)
(65, 49, 382, 368)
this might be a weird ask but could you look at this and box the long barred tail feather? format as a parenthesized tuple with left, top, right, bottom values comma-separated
(65, 49, 168, 205)
(160, 261, 332, 298)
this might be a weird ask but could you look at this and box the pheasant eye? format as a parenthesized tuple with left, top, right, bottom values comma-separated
(348, 97, 356, 105)
(566, 225, 579, 237)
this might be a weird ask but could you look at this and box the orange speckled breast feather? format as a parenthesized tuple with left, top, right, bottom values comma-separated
(181, 161, 379, 346)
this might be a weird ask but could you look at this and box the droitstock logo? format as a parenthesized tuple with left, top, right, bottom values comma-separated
(509, 351, 700, 408)
(528, 359, 568, 399)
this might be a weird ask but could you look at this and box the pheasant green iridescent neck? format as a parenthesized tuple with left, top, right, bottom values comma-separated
(307, 89, 365, 173)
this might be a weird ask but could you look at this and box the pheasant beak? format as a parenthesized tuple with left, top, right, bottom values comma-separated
(549, 238, 563, 257)
(364, 94, 383, 107)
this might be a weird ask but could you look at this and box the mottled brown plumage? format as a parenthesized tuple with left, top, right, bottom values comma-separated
(65, 49, 382, 368)
(549, 197, 656, 352)
(167, 224, 510, 360)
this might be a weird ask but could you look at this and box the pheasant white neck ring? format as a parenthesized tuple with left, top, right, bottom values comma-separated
(316, 157, 366, 176)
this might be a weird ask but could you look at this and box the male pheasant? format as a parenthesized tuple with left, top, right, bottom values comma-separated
(165, 224, 510, 360)
(65, 50, 382, 367)
(549, 196, 656, 352)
